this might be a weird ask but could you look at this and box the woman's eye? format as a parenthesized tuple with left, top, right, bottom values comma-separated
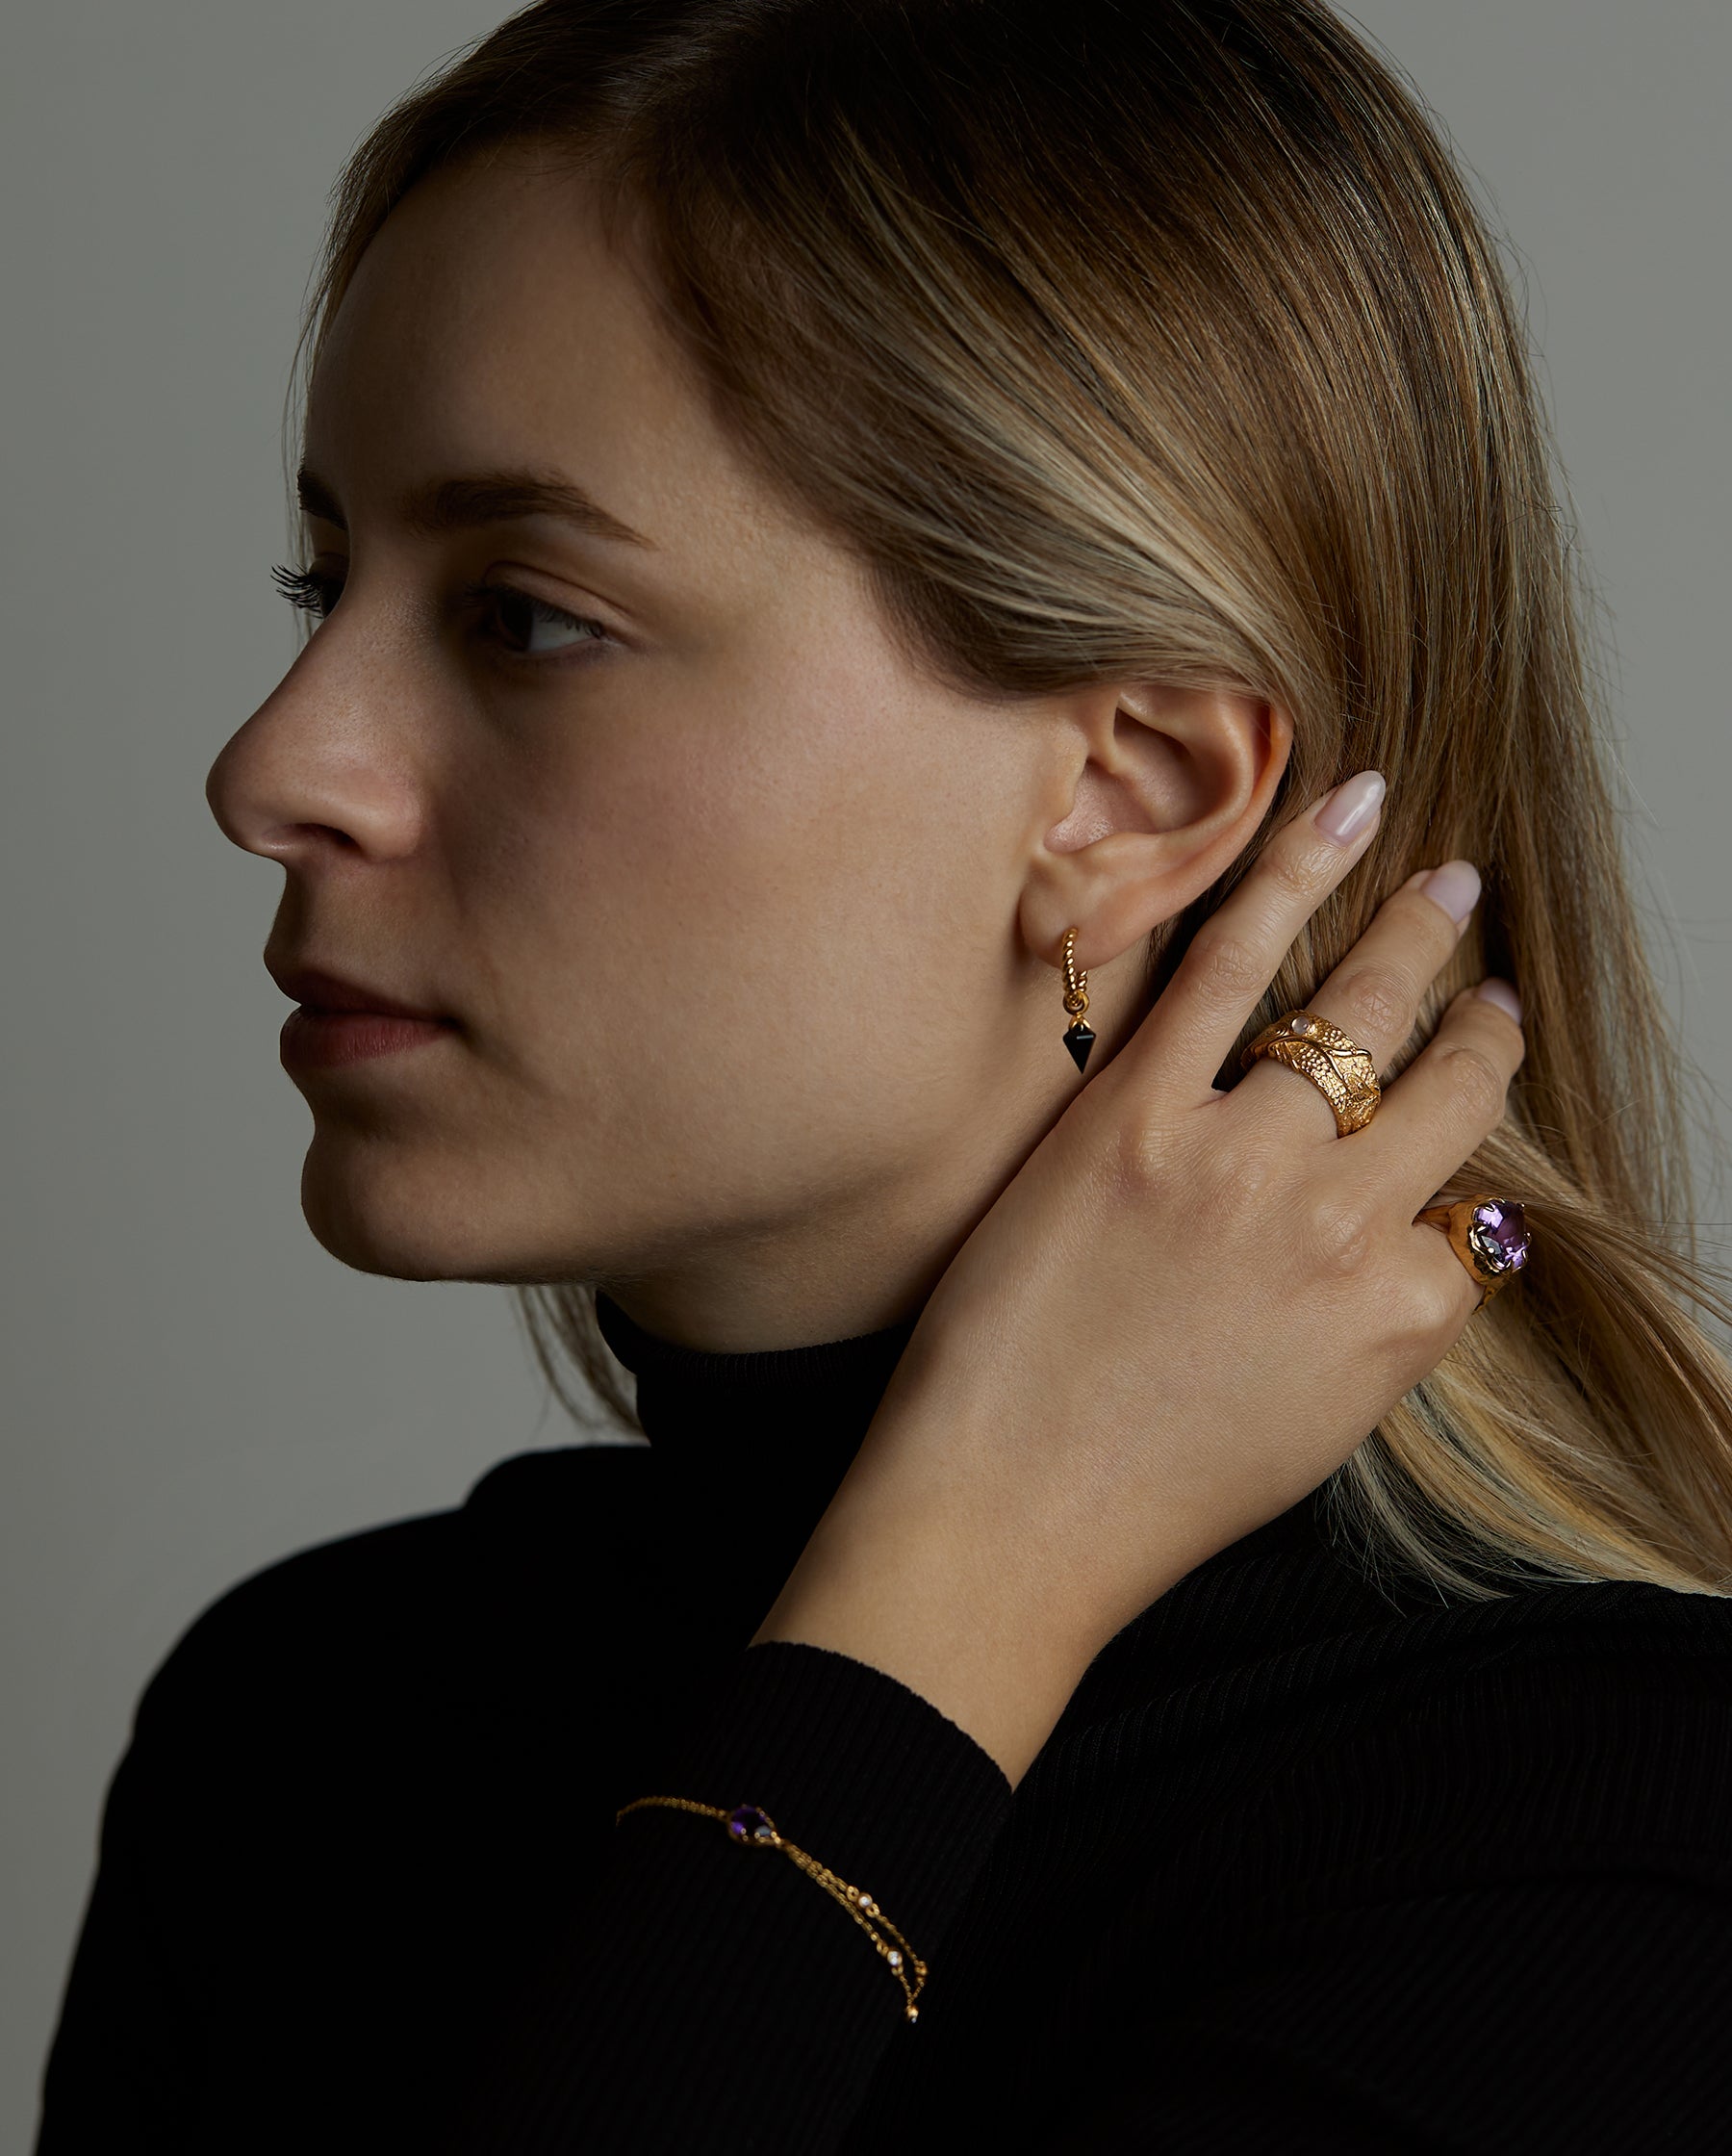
(478, 585, 610, 656)
(267, 563, 612, 661)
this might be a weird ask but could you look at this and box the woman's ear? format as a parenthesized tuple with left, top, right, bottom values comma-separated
(1019, 681, 1293, 972)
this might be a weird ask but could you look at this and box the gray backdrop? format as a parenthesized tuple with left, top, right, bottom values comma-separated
(5, 2, 1728, 2141)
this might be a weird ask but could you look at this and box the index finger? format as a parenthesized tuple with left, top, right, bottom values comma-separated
(1133, 769, 1388, 1095)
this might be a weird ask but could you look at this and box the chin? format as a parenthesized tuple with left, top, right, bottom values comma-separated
(295, 1137, 498, 1283)
(298, 1162, 460, 1281)
(296, 1129, 614, 1286)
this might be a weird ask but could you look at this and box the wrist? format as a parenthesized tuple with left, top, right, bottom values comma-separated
(748, 1469, 1104, 1789)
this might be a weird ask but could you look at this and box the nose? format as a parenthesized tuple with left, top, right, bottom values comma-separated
(205, 617, 424, 867)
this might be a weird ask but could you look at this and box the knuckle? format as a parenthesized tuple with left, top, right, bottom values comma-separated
(1388, 1270, 1461, 1348)
(1265, 834, 1336, 901)
(1104, 1101, 1169, 1199)
(1438, 1040, 1509, 1122)
(1334, 960, 1414, 1046)
(1185, 923, 1269, 1006)
(1300, 1191, 1376, 1278)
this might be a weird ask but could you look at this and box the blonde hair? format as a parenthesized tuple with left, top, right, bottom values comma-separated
(288, 0, 1732, 1599)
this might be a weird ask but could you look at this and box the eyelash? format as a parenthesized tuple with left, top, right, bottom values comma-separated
(267, 562, 613, 664)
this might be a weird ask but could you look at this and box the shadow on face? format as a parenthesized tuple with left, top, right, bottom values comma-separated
(205, 147, 1112, 1348)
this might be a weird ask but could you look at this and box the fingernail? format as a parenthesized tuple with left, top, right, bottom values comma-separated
(1314, 769, 1386, 845)
(1419, 859, 1481, 926)
(1477, 977, 1522, 1022)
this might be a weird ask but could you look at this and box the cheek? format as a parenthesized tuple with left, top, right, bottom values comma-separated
(632, 683, 1009, 1120)
(446, 660, 1014, 1161)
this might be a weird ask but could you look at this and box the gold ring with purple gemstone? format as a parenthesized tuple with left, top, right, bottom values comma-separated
(1417, 1195, 1531, 1308)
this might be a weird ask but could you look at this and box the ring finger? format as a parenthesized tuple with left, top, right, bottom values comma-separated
(1361, 978, 1527, 1214)
(1235, 859, 1484, 1139)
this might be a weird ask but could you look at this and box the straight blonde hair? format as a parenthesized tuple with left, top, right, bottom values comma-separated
(287, 0, 1732, 1600)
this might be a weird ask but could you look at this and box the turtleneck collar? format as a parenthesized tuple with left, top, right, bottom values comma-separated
(591, 1287, 1330, 1637)
(595, 1290, 921, 1452)
(595, 1287, 921, 1558)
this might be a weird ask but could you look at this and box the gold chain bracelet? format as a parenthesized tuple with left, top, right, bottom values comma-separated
(615, 1796, 929, 2021)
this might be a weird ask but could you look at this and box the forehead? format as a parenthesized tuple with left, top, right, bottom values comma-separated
(302, 150, 783, 565)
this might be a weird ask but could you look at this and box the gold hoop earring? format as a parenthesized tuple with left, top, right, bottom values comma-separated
(1060, 927, 1096, 1073)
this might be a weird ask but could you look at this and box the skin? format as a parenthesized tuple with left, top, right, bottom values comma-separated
(755, 816, 1526, 1783)
(205, 147, 1301, 1352)
(209, 146, 1528, 1785)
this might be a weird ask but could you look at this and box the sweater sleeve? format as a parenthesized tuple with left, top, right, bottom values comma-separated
(453, 1638, 1013, 2153)
(1045, 1859, 1732, 2153)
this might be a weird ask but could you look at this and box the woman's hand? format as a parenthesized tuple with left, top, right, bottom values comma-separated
(752, 771, 1527, 1783)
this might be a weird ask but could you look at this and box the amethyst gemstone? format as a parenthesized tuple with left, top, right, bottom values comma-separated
(1467, 1200, 1529, 1273)
(726, 1805, 774, 1842)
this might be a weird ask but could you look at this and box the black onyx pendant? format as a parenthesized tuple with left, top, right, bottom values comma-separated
(1063, 1019, 1097, 1074)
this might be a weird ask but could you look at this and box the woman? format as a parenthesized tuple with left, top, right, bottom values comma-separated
(38, 1, 1732, 2149)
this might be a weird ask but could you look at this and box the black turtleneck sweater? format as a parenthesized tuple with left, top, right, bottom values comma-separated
(36, 1292, 1732, 2152)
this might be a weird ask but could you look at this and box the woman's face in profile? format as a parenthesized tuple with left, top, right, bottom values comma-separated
(205, 148, 1091, 1343)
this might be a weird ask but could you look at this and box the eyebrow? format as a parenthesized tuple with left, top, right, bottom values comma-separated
(294, 464, 655, 550)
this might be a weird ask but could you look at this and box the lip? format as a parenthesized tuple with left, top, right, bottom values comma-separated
(267, 961, 458, 1073)
(280, 1007, 456, 1071)
(267, 963, 450, 1021)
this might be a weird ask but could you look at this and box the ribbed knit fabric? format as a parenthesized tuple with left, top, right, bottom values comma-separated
(35, 1288, 1732, 2153)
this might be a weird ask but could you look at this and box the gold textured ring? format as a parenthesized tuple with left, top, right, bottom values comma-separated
(1239, 1008, 1382, 1136)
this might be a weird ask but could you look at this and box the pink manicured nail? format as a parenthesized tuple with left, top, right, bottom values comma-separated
(1420, 859, 1481, 926)
(1314, 770, 1386, 844)
(1477, 977, 1522, 1022)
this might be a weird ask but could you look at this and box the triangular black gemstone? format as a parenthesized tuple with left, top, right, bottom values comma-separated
(1063, 1020, 1097, 1074)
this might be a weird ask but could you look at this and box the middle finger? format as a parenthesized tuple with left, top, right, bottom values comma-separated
(1235, 860, 1482, 1139)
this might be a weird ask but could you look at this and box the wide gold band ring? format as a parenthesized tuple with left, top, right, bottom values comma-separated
(1416, 1195, 1532, 1309)
(1240, 1009, 1382, 1136)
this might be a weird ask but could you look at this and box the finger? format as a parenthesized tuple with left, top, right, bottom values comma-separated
(1235, 855, 1481, 1141)
(1137, 769, 1388, 1096)
(1401, 1197, 1495, 1346)
(1355, 978, 1526, 1213)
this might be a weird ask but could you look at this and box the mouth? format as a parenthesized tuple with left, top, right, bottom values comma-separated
(278, 1006, 457, 1073)
(267, 961, 458, 1073)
